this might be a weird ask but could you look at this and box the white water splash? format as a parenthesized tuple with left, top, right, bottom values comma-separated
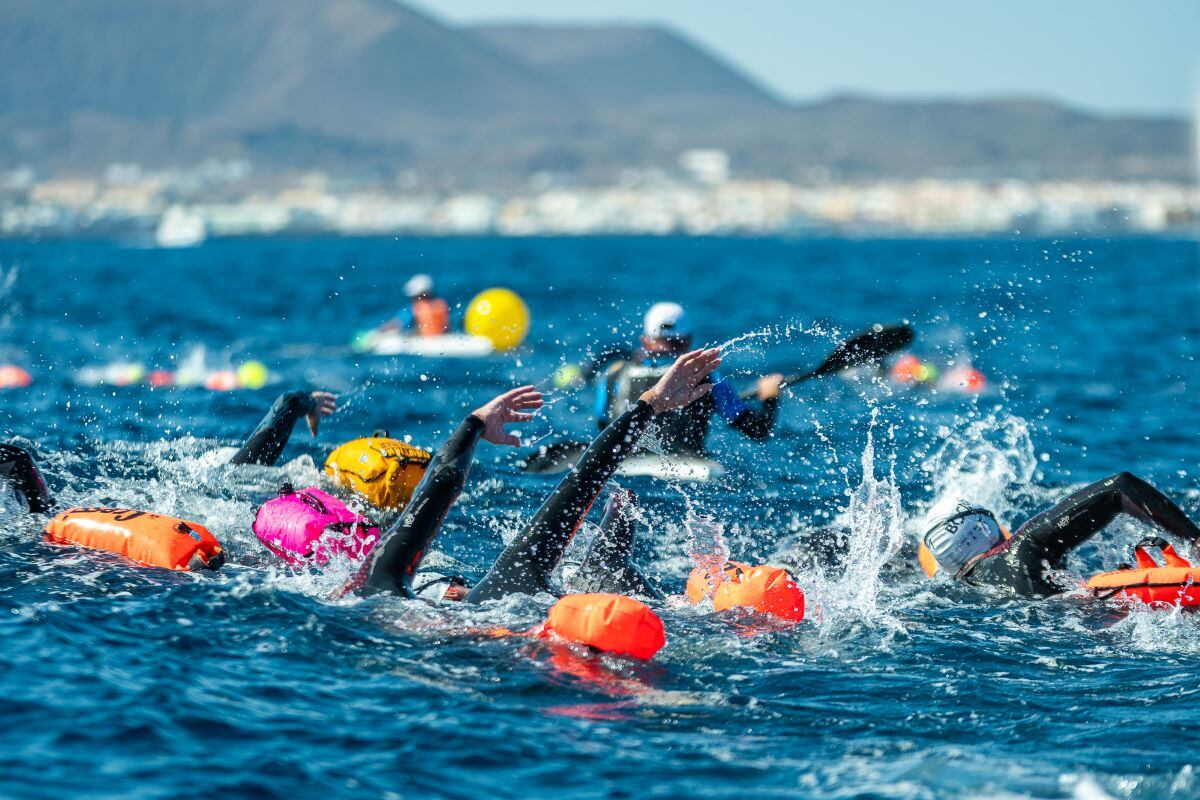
(822, 421, 905, 631)
(789, 414, 906, 636)
(919, 413, 1039, 530)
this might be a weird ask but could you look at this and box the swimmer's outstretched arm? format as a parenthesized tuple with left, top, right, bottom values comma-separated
(229, 391, 336, 466)
(572, 489, 664, 599)
(342, 386, 543, 598)
(0, 443, 53, 513)
(1014, 471, 1200, 566)
(466, 349, 721, 604)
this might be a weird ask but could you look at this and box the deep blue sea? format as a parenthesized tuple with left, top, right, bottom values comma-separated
(1, 235, 1199, 800)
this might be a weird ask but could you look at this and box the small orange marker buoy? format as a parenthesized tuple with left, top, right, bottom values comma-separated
(147, 370, 175, 388)
(204, 370, 239, 391)
(0, 365, 32, 388)
(890, 354, 922, 384)
(942, 366, 986, 394)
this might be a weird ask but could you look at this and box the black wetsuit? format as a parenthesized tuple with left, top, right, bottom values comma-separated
(0, 444, 53, 513)
(598, 356, 777, 455)
(963, 472, 1200, 597)
(570, 489, 663, 599)
(230, 391, 319, 466)
(346, 401, 658, 602)
(1, 391, 314, 516)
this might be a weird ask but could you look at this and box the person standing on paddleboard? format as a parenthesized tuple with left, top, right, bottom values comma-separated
(918, 473, 1200, 597)
(593, 302, 782, 455)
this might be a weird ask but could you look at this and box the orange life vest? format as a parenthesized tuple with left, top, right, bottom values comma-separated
(412, 298, 450, 337)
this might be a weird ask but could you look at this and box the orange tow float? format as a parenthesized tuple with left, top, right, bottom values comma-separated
(540, 593, 666, 660)
(687, 560, 806, 622)
(45, 508, 224, 571)
(1087, 537, 1200, 608)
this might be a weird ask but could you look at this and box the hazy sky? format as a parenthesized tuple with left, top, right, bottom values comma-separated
(416, 0, 1200, 116)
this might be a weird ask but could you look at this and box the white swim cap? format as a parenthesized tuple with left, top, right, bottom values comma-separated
(405, 273, 434, 298)
(643, 302, 691, 340)
(918, 498, 1004, 578)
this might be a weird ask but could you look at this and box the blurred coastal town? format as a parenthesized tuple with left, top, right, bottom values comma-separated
(3, 149, 1197, 244)
(4, 2, 1197, 243)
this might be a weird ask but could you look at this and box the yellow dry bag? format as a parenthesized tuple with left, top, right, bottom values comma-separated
(324, 437, 431, 510)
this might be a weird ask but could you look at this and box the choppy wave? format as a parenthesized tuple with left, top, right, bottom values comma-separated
(1, 236, 1198, 799)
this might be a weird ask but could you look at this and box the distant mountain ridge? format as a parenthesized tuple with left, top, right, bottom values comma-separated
(471, 23, 780, 113)
(0, 0, 1191, 183)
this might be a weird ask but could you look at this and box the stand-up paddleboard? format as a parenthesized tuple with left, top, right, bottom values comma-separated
(617, 453, 725, 482)
(521, 441, 724, 483)
(354, 330, 495, 358)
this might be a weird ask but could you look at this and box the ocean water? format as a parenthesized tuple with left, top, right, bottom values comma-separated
(1, 235, 1198, 800)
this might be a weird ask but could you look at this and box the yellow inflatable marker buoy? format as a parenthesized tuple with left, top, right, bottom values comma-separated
(464, 288, 530, 351)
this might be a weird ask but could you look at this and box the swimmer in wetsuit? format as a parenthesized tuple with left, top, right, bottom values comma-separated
(0, 443, 53, 514)
(1, 390, 336, 516)
(230, 391, 337, 466)
(343, 348, 723, 603)
(569, 488, 663, 600)
(595, 302, 781, 455)
(919, 472, 1200, 597)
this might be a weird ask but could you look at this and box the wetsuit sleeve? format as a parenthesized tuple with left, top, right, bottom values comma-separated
(341, 415, 485, 598)
(466, 400, 656, 603)
(0, 443, 53, 513)
(1013, 472, 1200, 564)
(229, 391, 316, 466)
(571, 491, 663, 599)
(710, 373, 778, 441)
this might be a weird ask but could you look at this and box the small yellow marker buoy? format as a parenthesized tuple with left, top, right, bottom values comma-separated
(236, 361, 270, 390)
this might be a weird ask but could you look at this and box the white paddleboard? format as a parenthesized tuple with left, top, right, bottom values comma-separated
(364, 332, 495, 358)
(615, 454, 725, 482)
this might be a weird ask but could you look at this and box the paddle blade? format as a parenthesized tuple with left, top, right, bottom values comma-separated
(807, 323, 914, 378)
(738, 323, 915, 399)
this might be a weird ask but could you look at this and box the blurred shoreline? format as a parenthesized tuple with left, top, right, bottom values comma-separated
(4, 163, 1197, 241)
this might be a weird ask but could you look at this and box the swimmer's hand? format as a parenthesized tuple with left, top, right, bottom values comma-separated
(471, 385, 544, 446)
(640, 348, 721, 414)
(757, 373, 784, 401)
(306, 392, 337, 435)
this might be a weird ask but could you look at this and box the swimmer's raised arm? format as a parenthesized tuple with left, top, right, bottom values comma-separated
(467, 349, 720, 603)
(0, 443, 53, 513)
(342, 386, 543, 598)
(1014, 472, 1200, 564)
(229, 391, 336, 466)
(471, 385, 544, 447)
